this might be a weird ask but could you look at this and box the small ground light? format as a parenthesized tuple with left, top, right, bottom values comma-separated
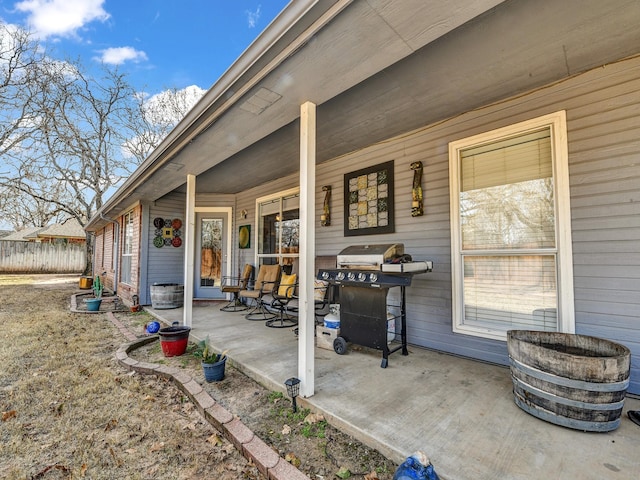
(284, 377, 301, 412)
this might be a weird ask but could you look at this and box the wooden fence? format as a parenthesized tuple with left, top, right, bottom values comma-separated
(0, 241, 86, 273)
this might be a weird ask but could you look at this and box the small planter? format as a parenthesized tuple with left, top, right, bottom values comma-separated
(84, 298, 102, 311)
(158, 323, 191, 357)
(202, 356, 227, 382)
(79, 277, 93, 289)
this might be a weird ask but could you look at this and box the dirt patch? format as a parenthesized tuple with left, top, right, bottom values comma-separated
(0, 275, 397, 479)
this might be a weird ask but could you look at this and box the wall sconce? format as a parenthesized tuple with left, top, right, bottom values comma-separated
(321, 185, 331, 226)
(284, 377, 301, 412)
(410, 161, 424, 217)
(238, 209, 247, 220)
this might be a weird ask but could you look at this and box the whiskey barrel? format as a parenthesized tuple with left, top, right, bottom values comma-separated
(150, 283, 184, 309)
(507, 330, 630, 432)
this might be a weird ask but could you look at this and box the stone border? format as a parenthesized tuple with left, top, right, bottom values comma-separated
(107, 312, 310, 480)
(70, 292, 127, 314)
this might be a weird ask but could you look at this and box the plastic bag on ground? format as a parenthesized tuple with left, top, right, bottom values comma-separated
(393, 451, 441, 480)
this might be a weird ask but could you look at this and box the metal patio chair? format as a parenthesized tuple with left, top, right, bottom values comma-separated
(220, 264, 254, 312)
(239, 264, 281, 321)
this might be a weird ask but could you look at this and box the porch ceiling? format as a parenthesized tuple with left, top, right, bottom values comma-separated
(97, 0, 640, 220)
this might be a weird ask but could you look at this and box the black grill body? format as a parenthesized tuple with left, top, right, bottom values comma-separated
(317, 268, 414, 368)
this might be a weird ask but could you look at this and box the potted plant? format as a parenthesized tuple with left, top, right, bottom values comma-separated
(84, 274, 103, 311)
(195, 337, 228, 382)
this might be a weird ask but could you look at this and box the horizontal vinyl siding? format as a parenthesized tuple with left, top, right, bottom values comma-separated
(312, 55, 640, 392)
(143, 193, 186, 305)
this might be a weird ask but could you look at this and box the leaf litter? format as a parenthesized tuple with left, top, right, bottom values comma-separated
(0, 275, 397, 479)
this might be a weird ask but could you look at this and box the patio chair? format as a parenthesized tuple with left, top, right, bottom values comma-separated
(239, 264, 281, 321)
(265, 272, 298, 328)
(220, 264, 254, 312)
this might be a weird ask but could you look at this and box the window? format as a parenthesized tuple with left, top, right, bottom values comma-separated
(256, 189, 299, 267)
(121, 211, 134, 285)
(449, 111, 574, 340)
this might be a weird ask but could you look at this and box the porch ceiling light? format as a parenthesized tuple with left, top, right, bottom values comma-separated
(284, 377, 301, 412)
(239, 87, 282, 115)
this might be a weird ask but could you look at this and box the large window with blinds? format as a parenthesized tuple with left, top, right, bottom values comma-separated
(449, 111, 574, 340)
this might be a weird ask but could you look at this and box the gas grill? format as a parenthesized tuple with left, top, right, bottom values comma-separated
(318, 244, 432, 368)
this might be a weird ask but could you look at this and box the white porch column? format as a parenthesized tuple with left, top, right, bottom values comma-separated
(299, 101, 316, 397)
(183, 174, 196, 327)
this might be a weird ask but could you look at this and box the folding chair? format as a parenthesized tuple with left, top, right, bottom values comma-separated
(220, 264, 254, 312)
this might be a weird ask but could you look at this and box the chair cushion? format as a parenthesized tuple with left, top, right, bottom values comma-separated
(314, 279, 328, 302)
(278, 273, 297, 297)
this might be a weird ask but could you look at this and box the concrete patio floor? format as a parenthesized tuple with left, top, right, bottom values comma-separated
(146, 302, 640, 480)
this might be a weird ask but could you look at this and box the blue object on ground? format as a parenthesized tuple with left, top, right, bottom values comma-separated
(393, 451, 441, 480)
(146, 321, 160, 334)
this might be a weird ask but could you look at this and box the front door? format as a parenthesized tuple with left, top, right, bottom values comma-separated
(195, 213, 227, 299)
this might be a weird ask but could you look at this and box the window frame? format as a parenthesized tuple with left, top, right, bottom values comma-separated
(120, 210, 134, 286)
(448, 111, 574, 341)
(255, 187, 300, 266)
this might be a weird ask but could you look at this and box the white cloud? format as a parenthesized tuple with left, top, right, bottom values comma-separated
(96, 46, 148, 65)
(14, 0, 109, 39)
(245, 5, 261, 28)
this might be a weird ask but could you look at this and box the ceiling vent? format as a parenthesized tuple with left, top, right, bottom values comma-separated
(239, 87, 282, 115)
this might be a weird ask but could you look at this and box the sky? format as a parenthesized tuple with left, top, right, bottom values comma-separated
(0, 0, 290, 231)
(0, 0, 290, 95)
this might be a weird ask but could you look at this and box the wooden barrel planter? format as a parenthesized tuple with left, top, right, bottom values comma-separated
(150, 283, 184, 309)
(507, 330, 630, 432)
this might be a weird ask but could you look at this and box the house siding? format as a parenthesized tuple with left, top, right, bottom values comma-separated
(143, 193, 186, 305)
(310, 55, 640, 394)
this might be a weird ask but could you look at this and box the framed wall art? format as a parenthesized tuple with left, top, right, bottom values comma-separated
(344, 160, 395, 236)
(238, 225, 251, 249)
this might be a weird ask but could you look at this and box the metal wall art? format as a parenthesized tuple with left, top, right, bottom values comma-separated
(153, 217, 182, 248)
(344, 160, 395, 236)
(238, 225, 251, 249)
(321, 185, 331, 226)
(410, 161, 424, 217)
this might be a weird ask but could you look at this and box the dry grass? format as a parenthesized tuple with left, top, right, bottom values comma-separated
(0, 275, 260, 480)
(0, 274, 397, 480)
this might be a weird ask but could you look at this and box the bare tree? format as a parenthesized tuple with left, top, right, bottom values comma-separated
(123, 85, 205, 162)
(0, 22, 204, 274)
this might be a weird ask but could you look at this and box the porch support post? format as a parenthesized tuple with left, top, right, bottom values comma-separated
(183, 174, 196, 327)
(299, 101, 316, 397)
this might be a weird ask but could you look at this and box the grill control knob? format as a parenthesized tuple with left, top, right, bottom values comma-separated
(358, 272, 367, 282)
(321, 271, 330, 280)
(369, 273, 378, 283)
(336, 271, 345, 281)
(347, 272, 356, 281)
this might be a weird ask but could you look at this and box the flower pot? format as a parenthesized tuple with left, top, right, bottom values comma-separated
(202, 356, 227, 382)
(79, 276, 93, 289)
(84, 298, 102, 311)
(158, 324, 191, 357)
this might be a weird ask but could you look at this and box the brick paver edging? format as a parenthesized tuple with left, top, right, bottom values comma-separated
(107, 312, 310, 480)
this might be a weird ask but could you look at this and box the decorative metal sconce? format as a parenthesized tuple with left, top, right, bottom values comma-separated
(321, 185, 331, 226)
(238, 209, 248, 220)
(284, 377, 301, 412)
(410, 161, 424, 217)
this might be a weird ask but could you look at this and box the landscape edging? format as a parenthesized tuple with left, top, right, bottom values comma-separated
(107, 312, 311, 480)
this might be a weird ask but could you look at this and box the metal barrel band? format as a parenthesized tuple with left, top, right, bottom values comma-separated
(511, 376, 626, 411)
(509, 356, 629, 392)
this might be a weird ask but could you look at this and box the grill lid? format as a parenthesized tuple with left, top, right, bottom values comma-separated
(337, 243, 404, 269)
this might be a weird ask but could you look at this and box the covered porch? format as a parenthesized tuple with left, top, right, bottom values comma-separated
(146, 303, 640, 480)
